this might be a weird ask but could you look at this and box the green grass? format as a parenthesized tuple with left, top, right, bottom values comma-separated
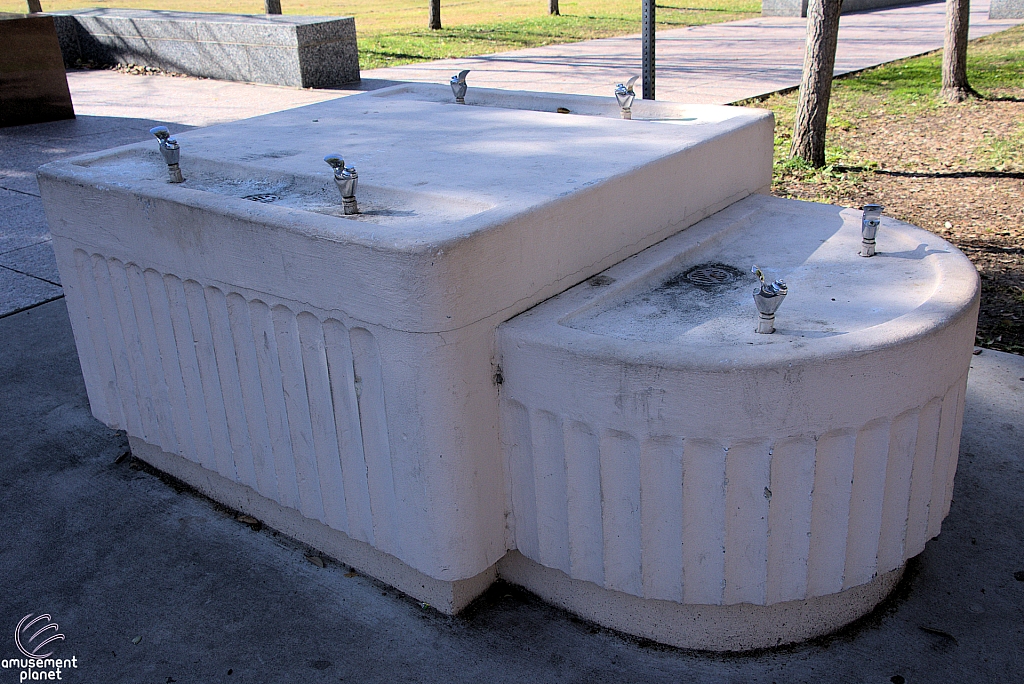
(745, 25, 1024, 191)
(358, 7, 757, 69)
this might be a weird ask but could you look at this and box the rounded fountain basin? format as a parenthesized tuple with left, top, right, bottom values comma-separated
(496, 194, 980, 650)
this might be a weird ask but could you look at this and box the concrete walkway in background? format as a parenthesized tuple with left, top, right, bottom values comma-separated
(366, 0, 1022, 103)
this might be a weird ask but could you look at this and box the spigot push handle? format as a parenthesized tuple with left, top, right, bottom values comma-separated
(325, 153, 359, 215)
(615, 75, 639, 119)
(860, 204, 884, 257)
(752, 265, 788, 334)
(150, 126, 184, 183)
(450, 70, 470, 104)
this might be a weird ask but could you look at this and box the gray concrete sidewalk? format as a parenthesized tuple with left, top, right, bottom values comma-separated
(2, 298, 1022, 681)
(365, 0, 1021, 103)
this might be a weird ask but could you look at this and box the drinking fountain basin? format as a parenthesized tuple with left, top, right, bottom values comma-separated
(496, 194, 980, 650)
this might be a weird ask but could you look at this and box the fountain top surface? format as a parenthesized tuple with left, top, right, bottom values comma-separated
(51, 84, 770, 246)
(514, 195, 979, 366)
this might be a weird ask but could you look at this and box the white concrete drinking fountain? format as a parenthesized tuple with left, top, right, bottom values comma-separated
(37, 81, 978, 651)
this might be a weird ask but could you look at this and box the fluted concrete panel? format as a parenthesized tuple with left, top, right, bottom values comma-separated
(224, 292, 278, 500)
(806, 430, 857, 598)
(531, 410, 570, 574)
(144, 269, 198, 466)
(92, 255, 145, 439)
(903, 398, 942, 558)
(297, 312, 349, 533)
(183, 278, 237, 481)
(681, 439, 727, 605)
(564, 421, 604, 586)
(58, 253, 407, 560)
(844, 419, 891, 590)
(766, 436, 815, 604)
(724, 439, 772, 605)
(640, 436, 683, 602)
(107, 259, 162, 445)
(928, 379, 964, 539)
(163, 275, 219, 473)
(876, 409, 920, 574)
(600, 430, 642, 597)
(205, 286, 259, 492)
(504, 399, 539, 561)
(246, 299, 300, 511)
(126, 264, 180, 457)
(943, 375, 969, 519)
(349, 327, 399, 556)
(63, 249, 117, 427)
(323, 319, 374, 545)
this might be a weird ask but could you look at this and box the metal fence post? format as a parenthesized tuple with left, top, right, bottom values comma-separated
(642, 0, 655, 99)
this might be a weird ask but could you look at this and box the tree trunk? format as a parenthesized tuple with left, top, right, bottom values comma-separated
(264, 0, 282, 14)
(790, 0, 843, 168)
(549, 0, 560, 15)
(429, 0, 442, 30)
(941, 0, 971, 102)
(26, 0, 43, 13)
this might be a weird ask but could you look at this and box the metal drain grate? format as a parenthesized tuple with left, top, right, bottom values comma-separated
(243, 193, 280, 203)
(684, 264, 740, 286)
(663, 263, 744, 289)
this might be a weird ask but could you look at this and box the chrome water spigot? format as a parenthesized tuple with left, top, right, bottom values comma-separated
(615, 76, 639, 119)
(150, 125, 184, 183)
(324, 153, 359, 215)
(860, 204, 884, 257)
(752, 265, 788, 334)
(450, 69, 470, 104)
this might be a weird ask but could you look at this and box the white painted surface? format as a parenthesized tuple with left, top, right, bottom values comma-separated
(497, 195, 980, 611)
(38, 84, 772, 586)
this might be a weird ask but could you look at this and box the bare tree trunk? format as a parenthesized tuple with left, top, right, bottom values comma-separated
(942, 0, 972, 102)
(26, 0, 43, 13)
(549, 0, 560, 15)
(429, 0, 442, 30)
(790, 0, 843, 168)
(264, 0, 282, 14)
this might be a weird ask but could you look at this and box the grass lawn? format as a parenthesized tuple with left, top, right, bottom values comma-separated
(1, 0, 760, 69)
(745, 26, 1024, 353)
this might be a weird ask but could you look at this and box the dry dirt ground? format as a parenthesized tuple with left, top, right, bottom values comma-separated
(767, 89, 1024, 354)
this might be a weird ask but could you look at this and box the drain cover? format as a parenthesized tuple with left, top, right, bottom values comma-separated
(664, 263, 744, 289)
(243, 193, 280, 203)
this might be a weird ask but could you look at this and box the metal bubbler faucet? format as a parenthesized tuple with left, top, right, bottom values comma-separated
(752, 265, 788, 334)
(324, 153, 359, 215)
(860, 204, 884, 257)
(150, 126, 184, 183)
(615, 76, 639, 119)
(450, 70, 470, 104)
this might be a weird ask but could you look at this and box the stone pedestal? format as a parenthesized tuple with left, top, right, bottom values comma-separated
(51, 9, 359, 88)
(989, 0, 1024, 19)
(762, 0, 921, 17)
(0, 13, 74, 128)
